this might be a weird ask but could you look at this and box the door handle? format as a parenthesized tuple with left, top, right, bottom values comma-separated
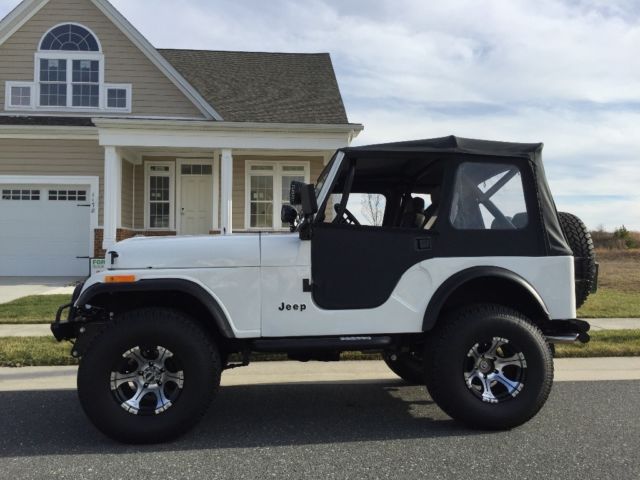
(416, 238, 432, 250)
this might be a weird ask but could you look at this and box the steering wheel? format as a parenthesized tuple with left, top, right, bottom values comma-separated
(333, 204, 361, 225)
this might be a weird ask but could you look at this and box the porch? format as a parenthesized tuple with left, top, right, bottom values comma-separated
(97, 119, 361, 255)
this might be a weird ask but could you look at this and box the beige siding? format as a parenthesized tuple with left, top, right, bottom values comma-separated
(121, 159, 133, 228)
(0, 138, 104, 223)
(232, 155, 325, 231)
(0, 0, 204, 118)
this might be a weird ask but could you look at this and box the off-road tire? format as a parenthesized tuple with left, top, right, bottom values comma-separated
(77, 308, 221, 444)
(558, 211, 596, 308)
(383, 349, 425, 384)
(424, 304, 554, 429)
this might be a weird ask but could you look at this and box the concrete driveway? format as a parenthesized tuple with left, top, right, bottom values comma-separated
(0, 277, 81, 304)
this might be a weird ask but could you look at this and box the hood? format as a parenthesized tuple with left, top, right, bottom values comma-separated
(109, 234, 261, 270)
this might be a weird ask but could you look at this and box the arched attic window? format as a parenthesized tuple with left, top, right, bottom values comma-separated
(40, 23, 101, 51)
(36, 24, 102, 108)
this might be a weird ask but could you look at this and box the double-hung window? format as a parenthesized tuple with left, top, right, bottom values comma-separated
(145, 163, 175, 230)
(246, 161, 309, 230)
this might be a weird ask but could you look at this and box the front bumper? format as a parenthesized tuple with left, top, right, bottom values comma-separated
(50, 282, 84, 342)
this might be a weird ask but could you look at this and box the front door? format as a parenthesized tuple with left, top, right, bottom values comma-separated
(179, 163, 213, 235)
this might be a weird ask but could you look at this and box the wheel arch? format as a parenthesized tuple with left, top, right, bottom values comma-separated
(76, 279, 236, 339)
(422, 266, 550, 331)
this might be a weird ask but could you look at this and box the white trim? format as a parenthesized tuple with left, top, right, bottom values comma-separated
(103, 146, 122, 249)
(0, 173, 99, 258)
(220, 149, 233, 235)
(244, 160, 310, 231)
(0, 113, 205, 121)
(95, 120, 363, 151)
(38, 22, 103, 52)
(88, 0, 222, 120)
(93, 117, 364, 133)
(143, 160, 175, 231)
(175, 157, 218, 234)
(5, 81, 35, 110)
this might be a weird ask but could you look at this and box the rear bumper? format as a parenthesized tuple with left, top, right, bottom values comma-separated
(544, 318, 591, 344)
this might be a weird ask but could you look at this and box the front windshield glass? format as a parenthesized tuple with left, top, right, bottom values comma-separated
(314, 154, 336, 197)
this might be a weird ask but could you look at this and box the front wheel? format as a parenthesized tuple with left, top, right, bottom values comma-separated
(77, 308, 221, 444)
(425, 304, 553, 429)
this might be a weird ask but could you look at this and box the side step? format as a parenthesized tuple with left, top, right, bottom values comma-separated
(252, 335, 392, 353)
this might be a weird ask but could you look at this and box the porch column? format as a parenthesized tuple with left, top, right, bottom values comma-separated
(220, 149, 233, 235)
(103, 146, 122, 250)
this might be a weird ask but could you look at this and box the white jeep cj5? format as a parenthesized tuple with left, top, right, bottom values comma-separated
(52, 136, 597, 444)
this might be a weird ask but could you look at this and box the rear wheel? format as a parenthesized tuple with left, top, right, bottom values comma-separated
(425, 304, 553, 429)
(77, 308, 220, 444)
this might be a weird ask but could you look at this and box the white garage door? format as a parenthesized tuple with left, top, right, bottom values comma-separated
(0, 185, 91, 276)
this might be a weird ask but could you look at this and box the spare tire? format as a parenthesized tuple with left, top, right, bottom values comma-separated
(557, 212, 597, 308)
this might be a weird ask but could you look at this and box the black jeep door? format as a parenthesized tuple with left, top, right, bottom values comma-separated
(311, 223, 437, 310)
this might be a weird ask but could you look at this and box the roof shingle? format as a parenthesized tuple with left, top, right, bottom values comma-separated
(159, 49, 349, 124)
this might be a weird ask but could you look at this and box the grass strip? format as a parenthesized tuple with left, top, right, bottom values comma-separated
(0, 295, 72, 325)
(1, 330, 639, 368)
(577, 289, 640, 319)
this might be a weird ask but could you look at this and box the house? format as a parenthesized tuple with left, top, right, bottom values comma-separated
(0, 0, 362, 276)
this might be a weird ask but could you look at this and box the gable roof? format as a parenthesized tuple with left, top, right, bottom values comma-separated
(0, 0, 222, 120)
(159, 49, 349, 125)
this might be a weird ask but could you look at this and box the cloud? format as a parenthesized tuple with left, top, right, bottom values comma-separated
(0, 0, 637, 229)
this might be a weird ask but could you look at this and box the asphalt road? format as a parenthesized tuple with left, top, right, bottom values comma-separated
(0, 379, 638, 480)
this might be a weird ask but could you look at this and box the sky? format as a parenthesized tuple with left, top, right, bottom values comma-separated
(1, 0, 639, 230)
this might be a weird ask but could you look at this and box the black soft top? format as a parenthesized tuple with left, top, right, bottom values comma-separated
(341, 135, 543, 159)
(338, 135, 571, 257)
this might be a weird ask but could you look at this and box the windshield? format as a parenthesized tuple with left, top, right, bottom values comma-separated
(314, 154, 336, 197)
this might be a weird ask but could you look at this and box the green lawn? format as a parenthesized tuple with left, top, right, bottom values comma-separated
(0, 294, 71, 324)
(1, 330, 639, 367)
(577, 288, 640, 318)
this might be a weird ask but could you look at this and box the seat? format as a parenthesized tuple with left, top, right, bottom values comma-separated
(400, 197, 426, 228)
(423, 189, 441, 229)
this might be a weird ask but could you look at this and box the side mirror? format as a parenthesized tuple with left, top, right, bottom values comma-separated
(281, 204, 298, 231)
(289, 181, 303, 206)
(300, 183, 318, 216)
(290, 181, 318, 216)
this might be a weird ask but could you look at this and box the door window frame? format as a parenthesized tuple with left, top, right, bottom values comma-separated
(175, 157, 219, 234)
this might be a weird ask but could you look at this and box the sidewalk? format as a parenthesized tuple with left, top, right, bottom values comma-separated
(0, 358, 639, 392)
(0, 277, 79, 304)
(1, 318, 639, 337)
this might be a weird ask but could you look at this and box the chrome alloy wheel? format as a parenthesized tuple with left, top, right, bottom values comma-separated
(464, 336, 527, 404)
(110, 346, 184, 415)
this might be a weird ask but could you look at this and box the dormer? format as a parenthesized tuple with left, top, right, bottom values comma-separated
(6, 22, 130, 113)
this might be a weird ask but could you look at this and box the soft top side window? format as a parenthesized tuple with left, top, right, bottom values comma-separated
(450, 162, 528, 230)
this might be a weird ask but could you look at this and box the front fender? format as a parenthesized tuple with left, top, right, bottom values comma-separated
(76, 278, 235, 338)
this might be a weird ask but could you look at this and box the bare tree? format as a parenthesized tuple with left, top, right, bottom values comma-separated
(361, 194, 384, 226)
